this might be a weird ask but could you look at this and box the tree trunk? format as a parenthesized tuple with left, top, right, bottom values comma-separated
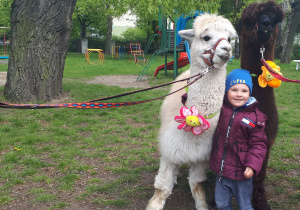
(5, 0, 77, 102)
(105, 14, 113, 55)
(79, 19, 88, 54)
(280, 0, 300, 63)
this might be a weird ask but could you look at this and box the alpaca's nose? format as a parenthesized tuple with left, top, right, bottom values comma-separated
(221, 45, 232, 52)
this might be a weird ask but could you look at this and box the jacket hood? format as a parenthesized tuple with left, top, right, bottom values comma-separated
(236, 96, 257, 110)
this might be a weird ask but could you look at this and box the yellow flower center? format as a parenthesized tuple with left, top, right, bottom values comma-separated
(186, 116, 200, 127)
(263, 71, 274, 81)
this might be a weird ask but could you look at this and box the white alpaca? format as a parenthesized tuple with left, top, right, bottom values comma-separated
(147, 14, 237, 210)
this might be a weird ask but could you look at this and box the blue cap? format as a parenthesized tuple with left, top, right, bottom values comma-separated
(225, 69, 253, 95)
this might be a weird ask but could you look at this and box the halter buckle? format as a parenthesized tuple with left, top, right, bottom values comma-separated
(260, 45, 265, 59)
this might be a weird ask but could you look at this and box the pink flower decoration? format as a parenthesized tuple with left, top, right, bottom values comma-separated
(174, 106, 210, 135)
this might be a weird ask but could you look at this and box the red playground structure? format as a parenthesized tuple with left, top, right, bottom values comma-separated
(127, 43, 148, 65)
(153, 52, 189, 77)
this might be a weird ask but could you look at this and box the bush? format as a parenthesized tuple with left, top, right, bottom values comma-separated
(112, 27, 149, 51)
(68, 37, 106, 53)
(87, 37, 106, 50)
(292, 44, 300, 60)
(68, 37, 80, 52)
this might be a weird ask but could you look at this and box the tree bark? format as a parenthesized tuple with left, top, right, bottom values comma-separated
(79, 19, 88, 54)
(5, 0, 77, 102)
(105, 13, 113, 55)
(280, 0, 300, 63)
(78, 18, 95, 54)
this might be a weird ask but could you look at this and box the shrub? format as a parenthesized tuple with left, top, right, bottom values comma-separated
(113, 27, 149, 50)
(292, 44, 300, 60)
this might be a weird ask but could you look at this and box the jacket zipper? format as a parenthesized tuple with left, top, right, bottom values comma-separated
(218, 111, 237, 181)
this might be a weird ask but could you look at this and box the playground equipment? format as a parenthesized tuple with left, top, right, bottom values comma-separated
(154, 40, 192, 77)
(111, 45, 126, 60)
(0, 27, 10, 57)
(127, 43, 148, 64)
(112, 45, 119, 59)
(136, 8, 202, 81)
(128, 43, 141, 62)
(134, 50, 148, 65)
(153, 52, 189, 77)
(228, 56, 234, 64)
(0, 56, 9, 60)
(85, 49, 104, 64)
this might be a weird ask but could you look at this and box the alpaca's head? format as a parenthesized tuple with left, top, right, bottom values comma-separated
(237, 1, 284, 45)
(179, 13, 237, 71)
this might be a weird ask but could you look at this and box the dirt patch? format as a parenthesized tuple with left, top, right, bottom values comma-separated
(86, 75, 150, 88)
(0, 59, 8, 64)
(0, 74, 151, 106)
(0, 73, 150, 89)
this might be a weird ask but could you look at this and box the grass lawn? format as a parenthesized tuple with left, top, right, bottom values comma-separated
(0, 53, 299, 209)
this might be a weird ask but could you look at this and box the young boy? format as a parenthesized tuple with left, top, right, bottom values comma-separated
(210, 69, 268, 210)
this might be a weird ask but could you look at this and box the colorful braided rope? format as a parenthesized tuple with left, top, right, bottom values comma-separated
(0, 70, 210, 109)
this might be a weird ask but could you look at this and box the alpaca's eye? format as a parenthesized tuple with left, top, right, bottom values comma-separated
(228, 38, 231, 42)
(203, 36, 211, 41)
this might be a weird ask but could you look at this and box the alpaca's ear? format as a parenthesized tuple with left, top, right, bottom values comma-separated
(178, 29, 194, 41)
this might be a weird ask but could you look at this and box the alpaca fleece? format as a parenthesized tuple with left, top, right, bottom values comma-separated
(237, 1, 284, 209)
(147, 13, 237, 210)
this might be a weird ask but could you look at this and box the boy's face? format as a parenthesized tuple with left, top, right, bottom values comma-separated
(227, 83, 250, 109)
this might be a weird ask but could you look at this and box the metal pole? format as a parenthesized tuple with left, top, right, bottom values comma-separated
(173, 17, 178, 78)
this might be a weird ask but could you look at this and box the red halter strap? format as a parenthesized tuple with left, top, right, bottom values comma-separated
(260, 46, 300, 83)
(202, 38, 228, 67)
(261, 59, 300, 83)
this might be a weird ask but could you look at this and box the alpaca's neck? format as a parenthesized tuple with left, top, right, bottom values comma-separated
(240, 42, 275, 75)
(240, 29, 277, 117)
(186, 65, 226, 116)
(240, 27, 277, 75)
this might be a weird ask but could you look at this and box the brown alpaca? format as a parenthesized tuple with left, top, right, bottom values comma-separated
(237, 1, 284, 209)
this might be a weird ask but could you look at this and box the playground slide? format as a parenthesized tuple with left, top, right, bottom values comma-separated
(154, 53, 190, 77)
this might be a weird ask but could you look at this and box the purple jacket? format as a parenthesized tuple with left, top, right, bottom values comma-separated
(210, 97, 268, 180)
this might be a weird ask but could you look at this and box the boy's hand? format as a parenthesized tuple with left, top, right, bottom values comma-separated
(244, 167, 254, 178)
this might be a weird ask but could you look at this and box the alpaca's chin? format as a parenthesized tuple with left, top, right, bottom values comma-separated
(212, 56, 230, 69)
(217, 54, 231, 61)
(213, 62, 228, 70)
(257, 33, 276, 45)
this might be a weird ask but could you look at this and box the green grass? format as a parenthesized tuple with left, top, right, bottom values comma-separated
(0, 54, 299, 209)
(63, 52, 190, 79)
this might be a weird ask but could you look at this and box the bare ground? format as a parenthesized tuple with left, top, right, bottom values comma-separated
(0, 73, 150, 105)
(86, 75, 150, 88)
(0, 73, 150, 89)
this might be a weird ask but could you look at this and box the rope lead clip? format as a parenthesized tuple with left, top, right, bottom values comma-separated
(260, 45, 265, 60)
